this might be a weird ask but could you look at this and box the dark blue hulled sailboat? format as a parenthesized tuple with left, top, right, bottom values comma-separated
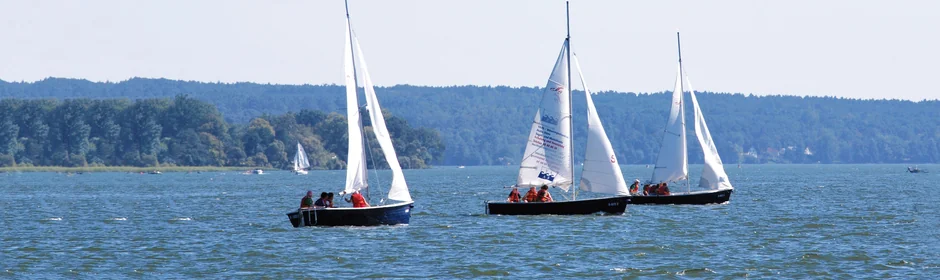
(287, 0, 413, 227)
(628, 32, 734, 205)
(486, 2, 630, 215)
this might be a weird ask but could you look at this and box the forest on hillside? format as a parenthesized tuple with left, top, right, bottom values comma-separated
(2, 78, 938, 165)
(0, 95, 444, 169)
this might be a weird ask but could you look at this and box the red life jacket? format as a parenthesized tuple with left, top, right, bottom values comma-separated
(351, 193, 369, 208)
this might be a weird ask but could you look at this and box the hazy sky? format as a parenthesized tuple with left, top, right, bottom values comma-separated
(1, 0, 938, 100)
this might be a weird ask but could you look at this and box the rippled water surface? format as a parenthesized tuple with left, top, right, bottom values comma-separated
(2, 165, 938, 278)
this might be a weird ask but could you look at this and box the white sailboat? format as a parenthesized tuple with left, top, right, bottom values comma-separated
(292, 142, 310, 175)
(631, 32, 733, 205)
(487, 1, 630, 215)
(287, 0, 413, 226)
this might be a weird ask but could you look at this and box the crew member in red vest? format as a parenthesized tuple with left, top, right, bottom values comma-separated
(346, 191, 370, 208)
(506, 187, 521, 203)
(536, 185, 553, 202)
(658, 183, 671, 196)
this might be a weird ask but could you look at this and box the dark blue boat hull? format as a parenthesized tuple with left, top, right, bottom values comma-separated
(486, 196, 630, 215)
(628, 189, 733, 205)
(286, 202, 413, 227)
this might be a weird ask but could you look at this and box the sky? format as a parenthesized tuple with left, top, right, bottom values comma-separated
(1, 0, 938, 100)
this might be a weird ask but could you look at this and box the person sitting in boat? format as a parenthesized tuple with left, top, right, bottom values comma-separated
(642, 184, 651, 196)
(300, 191, 315, 208)
(657, 183, 671, 196)
(536, 185, 553, 202)
(345, 191, 370, 208)
(629, 179, 641, 195)
(314, 192, 329, 207)
(523, 186, 539, 202)
(506, 187, 521, 203)
(326, 192, 336, 208)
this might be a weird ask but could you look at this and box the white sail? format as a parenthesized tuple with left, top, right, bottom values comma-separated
(342, 20, 368, 195)
(686, 80, 733, 190)
(517, 41, 573, 191)
(651, 63, 688, 185)
(353, 36, 412, 202)
(572, 54, 628, 196)
(294, 142, 310, 171)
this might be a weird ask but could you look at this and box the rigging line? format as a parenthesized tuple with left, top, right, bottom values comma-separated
(362, 105, 384, 204)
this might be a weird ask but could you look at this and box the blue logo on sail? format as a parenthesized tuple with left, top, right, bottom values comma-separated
(538, 171, 556, 182)
(541, 114, 559, 125)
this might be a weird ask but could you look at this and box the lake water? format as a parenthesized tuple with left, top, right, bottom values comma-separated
(1, 165, 938, 278)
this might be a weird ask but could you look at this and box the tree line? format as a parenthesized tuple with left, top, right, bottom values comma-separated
(0, 95, 444, 169)
(2, 78, 938, 165)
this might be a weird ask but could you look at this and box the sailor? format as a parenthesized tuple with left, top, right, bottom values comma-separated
(314, 192, 328, 207)
(523, 186, 539, 202)
(326, 192, 336, 208)
(629, 179, 641, 195)
(657, 183, 671, 196)
(300, 191, 315, 208)
(536, 185, 553, 202)
(506, 187, 522, 203)
(346, 191, 370, 208)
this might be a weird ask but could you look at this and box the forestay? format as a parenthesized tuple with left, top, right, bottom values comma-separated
(651, 63, 689, 185)
(686, 79, 733, 190)
(572, 54, 628, 196)
(342, 21, 368, 195)
(517, 41, 574, 191)
(353, 36, 412, 202)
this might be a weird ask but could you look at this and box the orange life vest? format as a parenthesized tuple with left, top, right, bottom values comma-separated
(523, 190, 539, 202)
(507, 191, 521, 203)
(351, 193, 369, 208)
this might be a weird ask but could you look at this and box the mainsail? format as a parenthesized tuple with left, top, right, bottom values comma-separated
(517, 41, 573, 191)
(293, 142, 310, 171)
(353, 36, 412, 202)
(686, 79, 733, 190)
(342, 20, 368, 195)
(650, 63, 689, 185)
(572, 54, 628, 196)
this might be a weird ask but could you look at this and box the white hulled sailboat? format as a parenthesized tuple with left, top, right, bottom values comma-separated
(293, 142, 310, 175)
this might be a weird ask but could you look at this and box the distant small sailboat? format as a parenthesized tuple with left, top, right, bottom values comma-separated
(287, 0, 413, 227)
(908, 166, 927, 173)
(457, 166, 466, 169)
(292, 142, 310, 175)
(486, 2, 630, 215)
(630, 32, 733, 205)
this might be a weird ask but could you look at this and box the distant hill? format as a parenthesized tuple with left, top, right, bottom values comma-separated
(3, 77, 939, 165)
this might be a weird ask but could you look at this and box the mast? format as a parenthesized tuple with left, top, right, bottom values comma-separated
(677, 31, 691, 194)
(346, 0, 370, 201)
(566, 1, 576, 201)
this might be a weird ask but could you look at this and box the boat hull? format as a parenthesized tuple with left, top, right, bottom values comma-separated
(286, 202, 413, 227)
(628, 189, 732, 205)
(486, 196, 629, 215)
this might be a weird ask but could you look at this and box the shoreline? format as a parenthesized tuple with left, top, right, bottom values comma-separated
(0, 166, 268, 173)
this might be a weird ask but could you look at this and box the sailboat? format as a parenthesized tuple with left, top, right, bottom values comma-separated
(630, 32, 733, 205)
(486, 2, 630, 215)
(292, 142, 310, 175)
(286, 0, 414, 227)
